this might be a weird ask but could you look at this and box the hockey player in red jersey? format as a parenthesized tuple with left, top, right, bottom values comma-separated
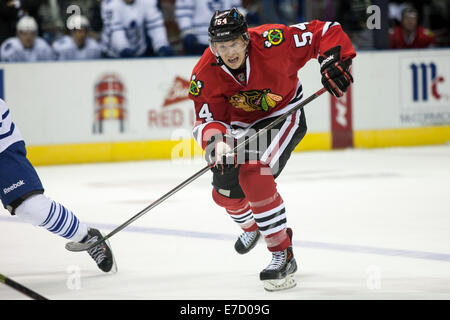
(188, 8, 355, 291)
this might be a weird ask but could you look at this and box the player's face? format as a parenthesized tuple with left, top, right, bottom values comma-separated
(402, 13, 418, 32)
(72, 29, 88, 48)
(18, 31, 36, 49)
(213, 37, 248, 70)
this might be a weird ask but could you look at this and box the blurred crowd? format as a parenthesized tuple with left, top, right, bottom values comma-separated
(0, 0, 449, 62)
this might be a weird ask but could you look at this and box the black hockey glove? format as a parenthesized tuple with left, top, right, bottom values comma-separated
(318, 46, 353, 98)
(205, 133, 239, 175)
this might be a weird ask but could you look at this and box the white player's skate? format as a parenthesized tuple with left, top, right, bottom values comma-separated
(81, 228, 118, 273)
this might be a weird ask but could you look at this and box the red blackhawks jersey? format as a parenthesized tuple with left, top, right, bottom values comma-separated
(188, 20, 356, 149)
(389, 26, 436, 49)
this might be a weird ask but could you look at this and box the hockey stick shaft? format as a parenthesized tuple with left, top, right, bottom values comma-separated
(0, 273, 48, 300)
(66, 87, 326, 252)
(97, 165, 210, 243)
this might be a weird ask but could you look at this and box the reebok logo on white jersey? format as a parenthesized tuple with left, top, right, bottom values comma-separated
(3, 180, 25, 194)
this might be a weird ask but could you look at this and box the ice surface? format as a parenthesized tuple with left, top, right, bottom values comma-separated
(1, 145, 449, 300)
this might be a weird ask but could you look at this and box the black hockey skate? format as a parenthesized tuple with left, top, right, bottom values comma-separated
(81, 228, 117, 273)
(259, 228, 297, 291)
(235, 230, 260, 254)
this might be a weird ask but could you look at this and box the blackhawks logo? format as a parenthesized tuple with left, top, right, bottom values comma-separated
(262, 28, 284, 48)
(189, 74, 203, 97)
(230, 89, 283, 112)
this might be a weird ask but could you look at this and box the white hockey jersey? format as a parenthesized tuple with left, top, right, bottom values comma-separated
(0, 37, 55, 63)
(101, 0, 170, 57)
(0, 99, 23, 154)
(52, 36, 102, 61)
(175, 0, 244, 45)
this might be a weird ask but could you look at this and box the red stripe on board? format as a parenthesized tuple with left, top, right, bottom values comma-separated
(330, 85, 353, 149)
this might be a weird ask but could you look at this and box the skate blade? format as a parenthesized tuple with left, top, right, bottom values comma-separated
(107, 256, 118, 274)
(263, 274, 297, 292)
(103, 236, 118, 274)
(65, 241, 92, 252)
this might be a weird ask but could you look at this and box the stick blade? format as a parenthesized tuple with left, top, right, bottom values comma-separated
(65, 241, 92, 252)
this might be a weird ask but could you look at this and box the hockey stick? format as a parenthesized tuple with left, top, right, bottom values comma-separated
(0, 273, 48, 300)
(65, 87, 327, 252)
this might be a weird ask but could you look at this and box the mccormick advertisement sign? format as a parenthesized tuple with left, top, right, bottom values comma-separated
(400, 55, 450, 125)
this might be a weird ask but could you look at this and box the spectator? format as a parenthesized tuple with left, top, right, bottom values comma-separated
(390, 7, 436, 49)
(52, 15, 102, 60)
(101, 0, 173, 58)
(174, 0, 245, 55)
(39, 0, 104, 45)
(57, 0, 103, 39)
(0, 16, 55, 62)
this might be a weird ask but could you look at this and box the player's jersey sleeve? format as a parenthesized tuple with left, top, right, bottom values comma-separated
(52, 36, 72, 60)
(0, 99, 23, 154)
(191, 101, 231, 150)
(284, 20, 356, 70)
(0, 38, 21, 62)
(188, 72, 231, 149)
(174, 0, 194, 35)
(144, 0, 170, 51)
(36, 38, 56, 61)
(86, 38, 103, 59)
(101, 0, 130, 56)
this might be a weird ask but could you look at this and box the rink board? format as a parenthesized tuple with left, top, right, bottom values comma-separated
(24, 126, 450, 166)
(0, 49, 449, 165)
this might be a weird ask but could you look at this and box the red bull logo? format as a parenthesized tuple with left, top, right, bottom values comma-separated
(93, 74, 127, 134)
(148, 76, 194, 127)
(163, 76, 190, 107)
